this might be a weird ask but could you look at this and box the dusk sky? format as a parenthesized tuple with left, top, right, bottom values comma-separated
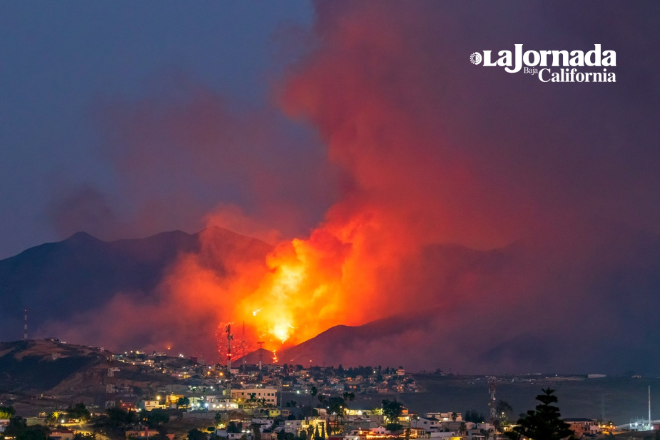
(2, 2, 660, 372)
(0, 2, 319, 258)
(2, 2, 659, 258)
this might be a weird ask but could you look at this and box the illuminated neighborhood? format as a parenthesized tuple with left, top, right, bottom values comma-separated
(0, 340, 649, 440)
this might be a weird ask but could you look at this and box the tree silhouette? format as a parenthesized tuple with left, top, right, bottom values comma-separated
(343, 392, 355, 406)
(497, 401, 514, 422)
(310, 386, 318, 407)
(506, 388, 573, 440)
(187, 429, 206, 440)
(382, 399, 404, 423)
(227, 422, 242, 433)
(328, 397, 345, 416)
(66, 403, 91, 422)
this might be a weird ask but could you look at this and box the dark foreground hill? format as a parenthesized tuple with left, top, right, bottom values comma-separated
(0, 339, 107, 392)
(234, 348, 277, 366)
(0, 339, 177, 394)
(0, 339, 183, 418)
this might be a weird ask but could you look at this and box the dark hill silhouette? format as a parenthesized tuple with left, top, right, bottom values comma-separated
(0, 339, 106, 391)
(3, 220, 660, 373)
(280, 221, 660, 374)
(0, 227, 272, 341)
(0, 339, 180, 393)
(234, 348, 277, 366)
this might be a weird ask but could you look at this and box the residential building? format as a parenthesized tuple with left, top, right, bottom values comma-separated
(284, 420, 304, 434)
(231, 388, 278, 406)
(564, 418, 600, 437)
(412, 417, 443, 432)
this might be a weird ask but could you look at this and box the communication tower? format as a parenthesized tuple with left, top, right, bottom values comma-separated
(241, 321, 247, 372)
(257, 341, 264, 371)
(489, 379, 497, 423)
(226, 324, 233, 395)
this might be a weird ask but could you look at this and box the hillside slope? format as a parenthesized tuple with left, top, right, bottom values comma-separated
(0, 227, 272, 342)
(0, 339, 107, 392)
(280, 223, 660, 374)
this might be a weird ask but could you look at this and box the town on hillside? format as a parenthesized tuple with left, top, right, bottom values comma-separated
(0, 340, 655, 440)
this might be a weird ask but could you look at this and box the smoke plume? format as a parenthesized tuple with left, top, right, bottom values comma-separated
(40, 1, 660, 373)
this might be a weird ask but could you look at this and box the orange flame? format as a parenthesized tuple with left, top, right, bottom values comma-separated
(218, 210, 397, 354)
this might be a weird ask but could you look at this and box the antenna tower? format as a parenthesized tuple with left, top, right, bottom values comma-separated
(242, 321, 247, 372)
(226, 324, 233, 395)
(257, 341, 264, 371)
(489, 379, 497, 423)
(23, 309, 28, 340)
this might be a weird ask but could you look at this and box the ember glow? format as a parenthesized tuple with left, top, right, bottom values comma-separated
(210, 203, 412, 355)
(227, 222, 370, 351)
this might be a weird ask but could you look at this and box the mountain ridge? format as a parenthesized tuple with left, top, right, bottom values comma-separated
(3, 221, 660, 373)
(0, 227, 272, 342)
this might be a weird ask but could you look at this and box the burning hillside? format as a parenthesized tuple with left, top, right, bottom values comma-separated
(4, 2, 660, 374)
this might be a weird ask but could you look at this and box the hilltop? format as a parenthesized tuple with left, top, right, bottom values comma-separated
(0, 339, 178, 396)
(0, 227, 272, 346)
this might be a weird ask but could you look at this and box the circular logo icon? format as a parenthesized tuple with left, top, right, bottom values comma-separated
(470, 52, 482, 65)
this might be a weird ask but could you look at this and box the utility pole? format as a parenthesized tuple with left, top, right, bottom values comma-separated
(649, 386, 652, 430)
(23, 309, 28, 340)
(226, 324, 233, 397)
(241, 321, 247, 373)
(257, 341, 264, 371)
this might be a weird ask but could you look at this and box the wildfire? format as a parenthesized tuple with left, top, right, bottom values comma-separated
(217, 216, 386, 355)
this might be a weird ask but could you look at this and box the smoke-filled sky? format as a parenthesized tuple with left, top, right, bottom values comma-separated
(0, 1, 322, 258)
(2, 1, 660, 373)
(1, 1, 659, 256)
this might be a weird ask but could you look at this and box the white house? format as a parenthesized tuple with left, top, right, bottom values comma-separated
(284, 420, 304, 434)
(412, 417, 443, 432)
(139, 400, 166, 411)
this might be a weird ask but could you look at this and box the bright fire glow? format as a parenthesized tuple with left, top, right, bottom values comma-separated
(212, 211, 402, 356)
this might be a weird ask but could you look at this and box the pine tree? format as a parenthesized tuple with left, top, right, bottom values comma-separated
(506, 388, 574, 440)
